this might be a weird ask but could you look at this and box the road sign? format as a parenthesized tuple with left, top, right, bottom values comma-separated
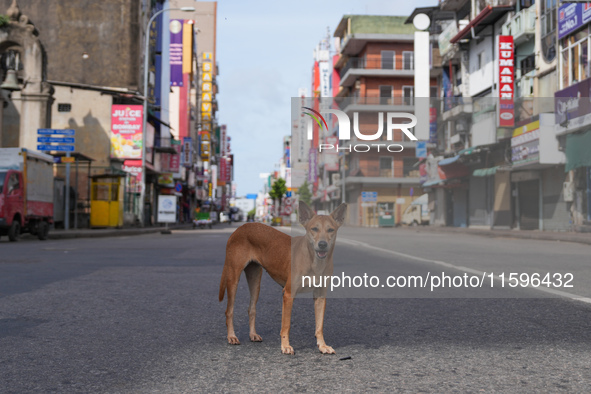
(361, 191, 378, 202)
(37, 144, 74, 152)
(37, 136, 75, 144)
(175, 182, 183, 193)
(37, 128, 75, 136)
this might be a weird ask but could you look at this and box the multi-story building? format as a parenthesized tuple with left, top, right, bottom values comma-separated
(420, 0, 569, 232)
(331, 15, 439, 226)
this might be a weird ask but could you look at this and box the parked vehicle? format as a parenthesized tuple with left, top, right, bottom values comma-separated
(401, 193, 429, 226)
(0, 148, 54, 241)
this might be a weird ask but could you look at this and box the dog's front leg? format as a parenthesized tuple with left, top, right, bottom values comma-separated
(314, 296, 335, 354)
(280, 290, 295, 355)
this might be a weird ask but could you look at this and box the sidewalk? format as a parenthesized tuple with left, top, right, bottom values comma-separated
(396, 225, 591, 246)
(23, 224, 195, 241)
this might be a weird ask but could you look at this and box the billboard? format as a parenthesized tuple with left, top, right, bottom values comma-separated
(110, 105, 143, 159)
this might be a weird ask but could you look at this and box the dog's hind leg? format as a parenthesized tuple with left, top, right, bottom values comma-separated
(244, 263, 263, 342)
(225, 267, 241, 345)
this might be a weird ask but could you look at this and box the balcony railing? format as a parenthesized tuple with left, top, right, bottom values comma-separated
(501, 5, 535, 45)
(341, 57, 414, 76)
(337, 96, 415, 108)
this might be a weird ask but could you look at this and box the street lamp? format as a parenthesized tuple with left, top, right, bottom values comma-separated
(139, 6, 195, 226)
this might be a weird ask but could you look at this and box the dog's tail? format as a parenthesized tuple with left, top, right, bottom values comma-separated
(219, 264, 227, 302)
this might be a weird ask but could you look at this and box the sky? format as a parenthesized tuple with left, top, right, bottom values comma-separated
(215, 0, 437, 196)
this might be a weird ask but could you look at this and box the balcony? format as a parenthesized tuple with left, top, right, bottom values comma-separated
(340, 57, 414, 87)
(337, 95, 415, 114)
(501, 6, 535, 45)
(441, 97, 473, 121)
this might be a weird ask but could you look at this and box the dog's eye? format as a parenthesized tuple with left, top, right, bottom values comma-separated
(311, 227, 319, 232)
(327, 228, 334, 233)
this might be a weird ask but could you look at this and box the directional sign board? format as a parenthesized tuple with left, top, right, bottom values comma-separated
(37, 144, 74, 152)
(38, 129, 75, 136)
(361, 191, 378, 202)
(37, 137, 75, 144)
(37, 129, 75, 152)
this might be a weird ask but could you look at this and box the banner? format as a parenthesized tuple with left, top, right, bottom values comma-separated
(498, 35, 514, 128)
(110, 105, 143, 159)
(170, 19, 183, 86)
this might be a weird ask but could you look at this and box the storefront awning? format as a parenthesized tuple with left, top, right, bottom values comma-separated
(148, 110, 174, 130)
(566, 130, 591, 172)
(473, 166, 498, 177)
(438, 155, 461, 166)
(450, 5, 514, 44)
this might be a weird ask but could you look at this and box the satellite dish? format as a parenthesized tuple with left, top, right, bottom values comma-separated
(413, 13, 431, 31)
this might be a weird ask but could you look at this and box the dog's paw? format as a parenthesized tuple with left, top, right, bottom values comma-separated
(318, 344, 336, 354)
(249, 333, 263, 342)
(227, 335, 241, 345)
(281, 345, 295, 355)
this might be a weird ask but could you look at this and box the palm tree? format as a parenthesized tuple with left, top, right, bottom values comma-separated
(269, 178, 287, 216)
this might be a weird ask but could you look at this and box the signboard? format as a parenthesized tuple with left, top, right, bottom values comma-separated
(169, 19, 184, 86)
(37, 129, 76, 152)
(158, 173, 174, 187)
(111, 105, 143, 159)
(554, 78, 591, 125)
(123, 160, 143, 193)
(416, 141, 427, 158)
(37, 144, 74, 152)
(558, 2, 591, 40)
(438, 21, 458, 56)
(511, 120, 540, 167)
(361, 191, 378, 202)
(429, 107, 438, 143)
(498, 36, 515, 128)
(157, 195, 177, 223)
(169, 140, 181, 172)
(182, 137, 192, 167)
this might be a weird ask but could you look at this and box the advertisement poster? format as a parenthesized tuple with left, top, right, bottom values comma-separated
(157, 195, 177, 223)
(110, 104, 143, 159)
(122, 160, 142, 193)
(170, 19, 183, 86)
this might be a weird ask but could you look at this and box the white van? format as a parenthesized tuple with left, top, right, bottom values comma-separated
(401, 194, 429, 225)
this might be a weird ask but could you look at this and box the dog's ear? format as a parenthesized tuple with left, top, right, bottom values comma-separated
(330, 203, 347, 227)
(299, 201, 315, 226)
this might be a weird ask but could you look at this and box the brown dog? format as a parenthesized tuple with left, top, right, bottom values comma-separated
(219, 202, 347, 354)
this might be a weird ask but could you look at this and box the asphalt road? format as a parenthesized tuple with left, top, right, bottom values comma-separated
(1, 223, 591, 392)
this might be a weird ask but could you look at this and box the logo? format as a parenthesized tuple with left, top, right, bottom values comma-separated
(302, 108, 417, 153)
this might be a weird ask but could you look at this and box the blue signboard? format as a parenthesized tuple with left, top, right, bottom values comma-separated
(37, 137, 75, 144)
(416, 141, 427, 158)
(37, 128, 75, 136)
(37, 144, 74, 152)
(558, 2, 591, 40)
(175, 182, 182, 193)
(361, 191, 378, 202)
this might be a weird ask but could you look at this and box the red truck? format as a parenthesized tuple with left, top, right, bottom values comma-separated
(0, 148, 54, 241)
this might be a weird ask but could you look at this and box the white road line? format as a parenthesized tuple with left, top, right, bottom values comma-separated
(337, 237, 591, 305)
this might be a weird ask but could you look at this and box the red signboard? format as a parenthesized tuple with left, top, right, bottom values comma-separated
(122, 159, 143, 193)
(169, 142, 181, 172)
(111, 105, 143, 159)
(498, 35, 514, 127)
(219, 156, 227, 184)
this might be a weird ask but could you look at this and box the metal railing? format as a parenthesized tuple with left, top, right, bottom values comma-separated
(341, 57, 414, 76)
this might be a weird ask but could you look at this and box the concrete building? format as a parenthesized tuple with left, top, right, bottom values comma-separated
(332, 15, 439, 226)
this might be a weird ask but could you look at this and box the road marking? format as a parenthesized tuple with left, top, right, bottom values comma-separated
(338, 237, 591, 305)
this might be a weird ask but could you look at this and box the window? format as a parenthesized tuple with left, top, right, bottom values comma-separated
(402, 51, 414, 70)
(519, 54, 536, 76)
(381, 50, 395, 69)
(379, 85, 392, 105)
(403, 158, 420, 177)
(560, 26, 591, 88)
(7, 173, 20, 194)
(379, 157, 393, 177)
(540, 0, 557, 62)
(477, 52, 483, 70)
(403, 86, 414, 105)
(430, 86, 438, 98)
(57, 103, 72, 112)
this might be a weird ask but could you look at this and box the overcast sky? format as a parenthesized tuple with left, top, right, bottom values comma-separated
(216, 0, 437, 196)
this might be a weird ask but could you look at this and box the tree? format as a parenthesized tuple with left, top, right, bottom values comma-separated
(269, 178, 287, 216)
(297, 180, 312, 206)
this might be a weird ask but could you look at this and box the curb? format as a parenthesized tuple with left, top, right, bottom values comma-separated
(396, 225, 591, 246)
(42, 224, 195, 240)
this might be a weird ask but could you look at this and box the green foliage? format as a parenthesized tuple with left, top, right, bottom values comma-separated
(247, 208, 256, 217)
(297, 180, 312, 206)
(268, 178, 287, 202)
(0, 15, 10, 28)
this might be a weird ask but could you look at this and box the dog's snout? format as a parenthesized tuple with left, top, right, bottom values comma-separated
(318, 241, 328, 250)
